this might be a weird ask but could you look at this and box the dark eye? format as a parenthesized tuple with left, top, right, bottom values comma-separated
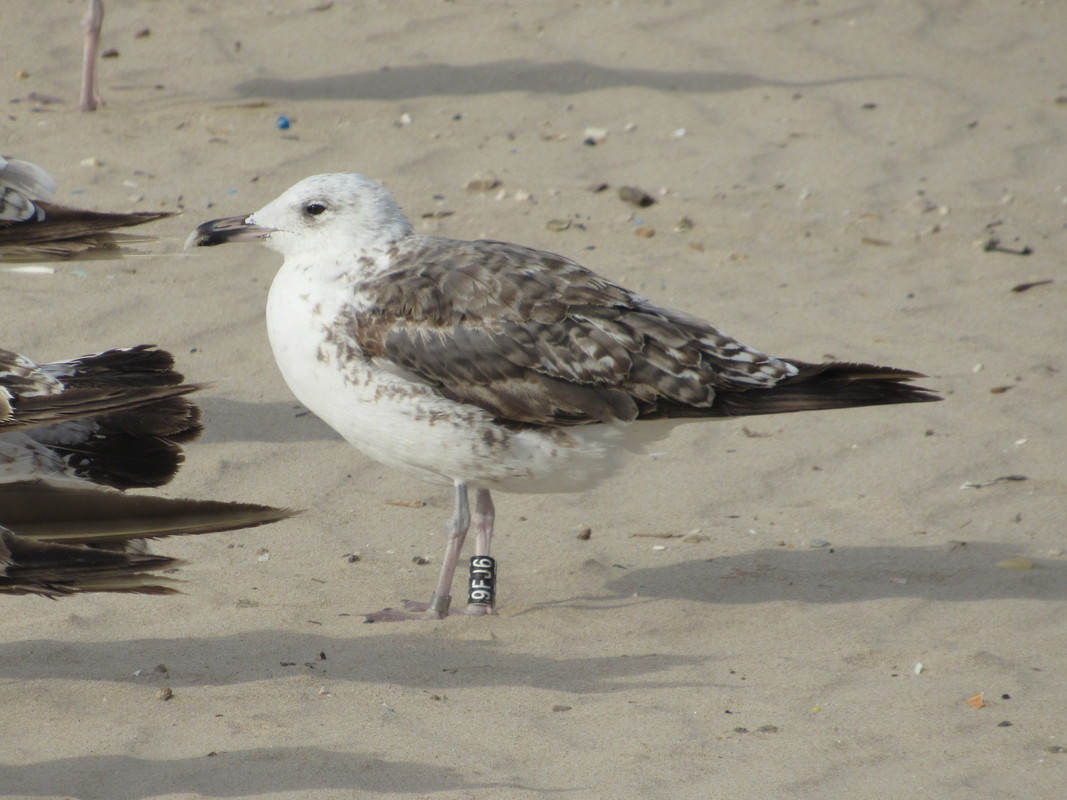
(305, 202, 327, 216)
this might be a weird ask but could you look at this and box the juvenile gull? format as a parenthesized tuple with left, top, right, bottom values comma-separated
(190, 173, 939, 621)
(0, 156, 174, 260)
(0, 345, 297, 596)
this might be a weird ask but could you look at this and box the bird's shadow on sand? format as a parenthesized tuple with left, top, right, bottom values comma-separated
(591, 540, 1064, 607)
(2, 543, 1054, 797)
(4, 542, 1057, 688)
(235, 59, 883, 101)
(1, 748, 502, 799)
(0, 630, 700, 692)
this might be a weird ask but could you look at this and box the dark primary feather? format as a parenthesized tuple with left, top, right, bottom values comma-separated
(0, 155, 174, 260)
(0, 343, 299, 597)
(0, 527, 182, 597)
(0, 483, 299, 596)
(0, 203, 174, 247)
(0, 481, 299, 546)
(350, 238, 939, 427)
(1, 345, 205, 489)
(1, 344, 203, 433)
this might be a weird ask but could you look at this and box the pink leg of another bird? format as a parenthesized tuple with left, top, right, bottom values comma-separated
(363, 483, 472, 622)
(79, 0, 104, 111)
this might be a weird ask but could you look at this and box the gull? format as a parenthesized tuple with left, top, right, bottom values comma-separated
(0, 156, 174, 261)
(0, 344, 296, 596)
(190, 173, 939, 621)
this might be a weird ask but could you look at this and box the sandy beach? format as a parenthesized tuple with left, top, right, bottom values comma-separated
(2, 1, 1064, 798)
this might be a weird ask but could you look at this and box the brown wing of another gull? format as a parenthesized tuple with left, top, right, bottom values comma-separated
(0, 345, 204, 490)
(0, 483, 297, 596)
(0, 344, 300, 596)
(0, 156, 174, 261)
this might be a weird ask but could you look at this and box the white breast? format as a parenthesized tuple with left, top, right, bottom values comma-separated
(264, 257, 678, 494)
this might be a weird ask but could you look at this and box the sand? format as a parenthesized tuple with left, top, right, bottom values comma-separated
(1, 1, 1065, 798)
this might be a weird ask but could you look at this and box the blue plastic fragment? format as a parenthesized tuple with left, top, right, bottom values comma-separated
(276, 115, 291, 130)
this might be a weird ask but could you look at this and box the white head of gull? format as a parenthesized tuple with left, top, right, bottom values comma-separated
(191, 173, 939, 621)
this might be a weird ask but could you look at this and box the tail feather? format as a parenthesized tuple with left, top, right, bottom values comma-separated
(0, 527, 182, 597)
(0, 482, 300, 597)
(0, 203, 174, 247)
(644, 361, 940, 420)
(0, 481, 299, 545)
(2, 344, 205, 434)
(2, 345, 205, 489)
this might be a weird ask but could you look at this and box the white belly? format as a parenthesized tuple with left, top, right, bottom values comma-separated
(265, 265, 676, 494)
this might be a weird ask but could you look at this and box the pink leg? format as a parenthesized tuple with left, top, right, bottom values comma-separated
(79, 0, 104, 111)
(363, 484, 471, 622)
(464, 489, 496, 616)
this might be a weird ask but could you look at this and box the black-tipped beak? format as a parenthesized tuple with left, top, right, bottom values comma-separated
(186, 215, 276, 248)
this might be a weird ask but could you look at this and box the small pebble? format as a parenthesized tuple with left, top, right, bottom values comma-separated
(412, 556, 431, 565)
(157, 687, 174, 701)
(996, 557, 1034, 571)
(618, 186, 656, 207)
(634, 226, 655, 238)
(576, 527, 592, 540)
(674, 216, 694, 232)
(546, 219, 572, 232)
(465, 175, 501, 192)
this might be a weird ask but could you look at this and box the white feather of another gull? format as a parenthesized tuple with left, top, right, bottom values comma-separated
(189, 173, 939, 621)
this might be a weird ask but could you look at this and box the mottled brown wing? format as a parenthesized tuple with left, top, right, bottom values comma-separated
(353, 238, 794, 426)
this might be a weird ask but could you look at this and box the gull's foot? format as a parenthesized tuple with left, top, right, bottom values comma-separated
(362, 598, 495, 623)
